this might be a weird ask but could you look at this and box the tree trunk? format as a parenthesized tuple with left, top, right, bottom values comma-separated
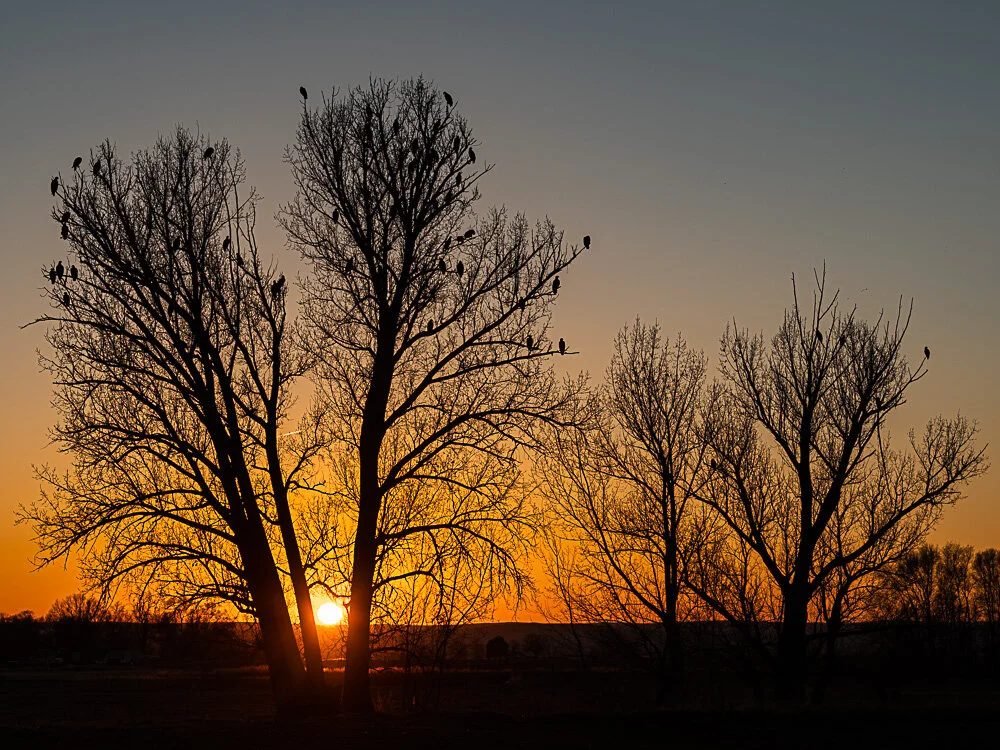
(241, 536, 308, 712)
(775, 584, 810, 702)
(271, 476, 326, 691)
(341, 493, 380, 714)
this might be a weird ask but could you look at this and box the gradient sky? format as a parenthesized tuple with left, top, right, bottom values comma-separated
(2, 1, 998, 615)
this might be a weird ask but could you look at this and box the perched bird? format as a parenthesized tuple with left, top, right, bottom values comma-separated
(559, 337, 566, 355)
(92, 159, 101, 175)
(924, 346, 931, 360)
(345, 258, 354, 274)
(72, 156, 83, 171)
(517, 299, 526, 312)
(526, 334, 534, 350)
(468, 147, 476, 164)
(236, 253, 244, 266)
(816, 330, 823, 343)
(271, 277, 284, 297)
(50, 177, 59, 196)
(61, 211, 70, 224)
(443, 237, 451, 251)
(172, 237, 181, 251)
(61, 224, 68, 240)
(463, 228, 475, 239)
(710, 458, 718, 470)
(332, 209, 340, 225)
(62, 291, 71, 307)
(70, 265, 78, 281)
(839, 334, 847, 347)
(456, 260, 464, 277)
(203, 147, 215, 160)
(48, 266, 56, 284)
(427, 319, 434, 333)
(456, 172, 463, 187)
(299, 86, 308, 100)
(453, 135, 461, 154)
(552, 276, 561, 294)
(443, 91, 453, 107)
(438, 259, 447, 273)
(222, 236, 231, 251)
(583, 235, 591, 249)
(55, 260, 65, 281)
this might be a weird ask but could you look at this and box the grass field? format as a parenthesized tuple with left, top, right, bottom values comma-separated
(2, 667, 999, 748)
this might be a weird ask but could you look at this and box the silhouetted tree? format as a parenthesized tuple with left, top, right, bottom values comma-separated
(19, 129, 328, 710)
(973, 548, 1000, 654)
(699, 271, 987, 700)
(539, 322, 716, 690)
(281, 78, 587, 712)
(485, 634, 510, 659)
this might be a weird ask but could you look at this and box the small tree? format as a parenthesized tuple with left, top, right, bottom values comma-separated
(700, 271, 987, 700)
(281, 78, 588, 712)
(539, 322, 716, 687)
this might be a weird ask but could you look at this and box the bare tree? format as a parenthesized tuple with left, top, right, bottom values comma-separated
(973, 549, 1000, 654)
(280, 78, 588, 712)
(538, 322, 716, 690)
(700, 271, 988, 700)
(19, 129, 328, 710)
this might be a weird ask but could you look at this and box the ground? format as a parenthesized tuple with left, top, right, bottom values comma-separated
(1, 667, 998, 748)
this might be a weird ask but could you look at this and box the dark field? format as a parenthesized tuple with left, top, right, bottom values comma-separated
(2, 667, 999, 749)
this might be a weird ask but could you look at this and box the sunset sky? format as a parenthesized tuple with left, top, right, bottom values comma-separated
(1, 0, 998, 615)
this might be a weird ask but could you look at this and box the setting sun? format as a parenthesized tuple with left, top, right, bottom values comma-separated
(316, 601, 345, 626)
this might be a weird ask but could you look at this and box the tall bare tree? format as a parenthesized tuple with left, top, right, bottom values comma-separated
(19, 129, 328, 709)
(280, 78, 588, 712)
(700, 271, 988, 700)
(539, 322, 716, 689)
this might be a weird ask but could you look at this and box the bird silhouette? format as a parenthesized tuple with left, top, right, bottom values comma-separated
(92, 160, 101, 175)
(552, 276, 561, 294)
(456, 261, 464, 277)
(332, 209, 340, 225)
(438, 259, 447, 273)
(271, 276, 285, 297)
(427, 319, 434, 333)
(924, 346, 931, 360)
(443, 237, 452, 251)
(443, 91, 453, 107)
(517, 299, 526, 312)
(346, 258, 354, 274)
(559, 337, 566, 355)
(72, 156, 82, 171)
(463, 228, 475, 239)
(468, 147, 476, 164)
(62, 291, 70, 307)
(222, 236, 231, 251)
(203, 147, 215, 160)
(61, 224, 68, 240)
(172, 237, 181, 251)
(55, 261, 64, 281)
(526, 334, 534, 350)
(710, 458, 718, 470)
(61, 211, 70, 224)
(48, 266, 56, 284)
(299, 86, 308, 100)
(453, 135, 461, 154)
(50, 177, 59, 196)
(816, 330, 823, 343)
(839, 334, 847, 347)
(583, 235, 591, 249)
(70, 265, 78, 281)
